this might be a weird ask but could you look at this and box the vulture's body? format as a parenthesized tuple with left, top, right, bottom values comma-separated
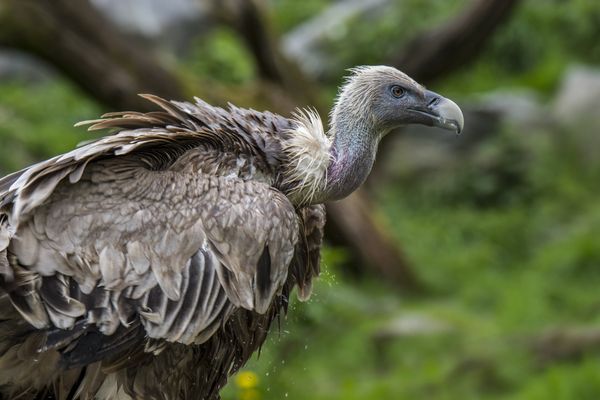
(0, 66, 463, 399)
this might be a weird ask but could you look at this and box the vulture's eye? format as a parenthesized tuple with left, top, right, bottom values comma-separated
(390, 85, 405, 98)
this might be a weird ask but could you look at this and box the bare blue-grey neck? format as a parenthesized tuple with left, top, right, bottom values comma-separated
(322, 115, 381, 201)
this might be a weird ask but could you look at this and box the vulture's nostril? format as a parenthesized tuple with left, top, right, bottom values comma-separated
(428, 97, 441, 107)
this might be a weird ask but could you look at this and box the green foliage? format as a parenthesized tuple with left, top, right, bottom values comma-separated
(187, 28, 255, 85)
(0, 79, 98, 174)
(270, 0, 331, 32)
(515, 358, 600, 400)
(320, 0, 465, 72)
(442, 0, 600, 94)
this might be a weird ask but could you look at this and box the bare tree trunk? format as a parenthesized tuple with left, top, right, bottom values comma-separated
(391, 0, 521, 84)
(326, 192, 420, 289)
(530, 327, 600, 367)
(209, 0, 321, 108)
(0, 0, 187, 111)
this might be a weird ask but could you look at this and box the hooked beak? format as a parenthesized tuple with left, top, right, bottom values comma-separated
(409, 90, 464, 134)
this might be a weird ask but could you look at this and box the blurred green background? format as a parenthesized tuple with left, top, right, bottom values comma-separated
(1, 0, 600, 399)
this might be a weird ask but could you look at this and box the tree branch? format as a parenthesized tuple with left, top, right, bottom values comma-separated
(0, 0, 187, 111)
(391, 0, 521, 84)
(209, 0, 321, 107)
(325, 192, 421, 290)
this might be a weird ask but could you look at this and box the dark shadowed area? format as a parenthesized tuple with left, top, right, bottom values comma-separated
(0, 0, 599, 399)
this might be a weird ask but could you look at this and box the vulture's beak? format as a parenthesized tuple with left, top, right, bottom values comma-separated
(409, 90, 464, 134)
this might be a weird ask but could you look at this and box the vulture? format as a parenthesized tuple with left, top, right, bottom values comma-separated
(0, 66, 463, 400)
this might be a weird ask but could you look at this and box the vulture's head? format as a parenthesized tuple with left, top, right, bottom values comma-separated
(320, 66, 464, 202)
(331, 65, 464, 137)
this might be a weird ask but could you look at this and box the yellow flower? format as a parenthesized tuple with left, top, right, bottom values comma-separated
(235, 371, 259, 390)
(240, 388, 260, 400)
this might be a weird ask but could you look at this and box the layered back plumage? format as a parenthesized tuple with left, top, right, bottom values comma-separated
(0, 95, 327, 399)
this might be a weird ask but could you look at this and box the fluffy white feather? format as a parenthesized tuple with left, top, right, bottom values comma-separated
(282, 108, 332, 205)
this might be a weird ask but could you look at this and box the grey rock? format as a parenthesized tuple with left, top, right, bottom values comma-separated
(376, 313, 453, 338)
(90, 0, 212, 53)
(282, 0, 392, 77)
(91, 0, 207, 37)
(0, 50, 55, 83)
(553, 65, 600, 124)
(479, 89, 546, 126)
